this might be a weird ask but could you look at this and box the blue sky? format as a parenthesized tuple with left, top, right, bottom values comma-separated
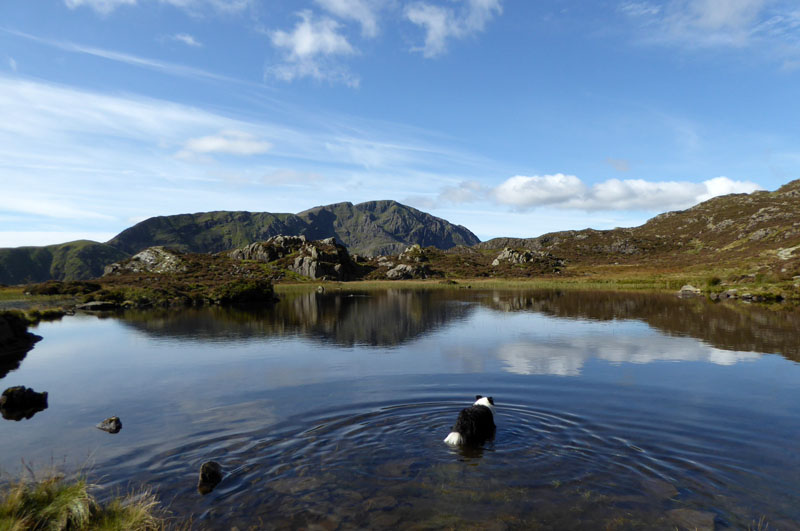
(1, 0, 798, 247)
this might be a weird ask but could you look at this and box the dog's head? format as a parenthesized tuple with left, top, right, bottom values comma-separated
(474, 395, 495, 412)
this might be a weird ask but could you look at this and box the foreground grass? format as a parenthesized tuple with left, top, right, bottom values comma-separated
(0, 475, 169, 530)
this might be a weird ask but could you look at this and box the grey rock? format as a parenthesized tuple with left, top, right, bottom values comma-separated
(96, 416, 122, 434)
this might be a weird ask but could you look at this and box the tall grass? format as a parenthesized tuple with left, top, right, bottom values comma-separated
(0, 474, 169, 530)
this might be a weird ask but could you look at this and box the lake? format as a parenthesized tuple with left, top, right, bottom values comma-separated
(2, 288, 800, 529)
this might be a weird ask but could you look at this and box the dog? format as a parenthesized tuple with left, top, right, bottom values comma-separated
(443, 395, 496, 446)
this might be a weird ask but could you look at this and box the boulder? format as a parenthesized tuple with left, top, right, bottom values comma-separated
(96, 416, 122, 433)
(386, 263, 430, 280)
(0, 386, 48, 421)
(678, 284, 702, 297)
(198, 461, 223, 495)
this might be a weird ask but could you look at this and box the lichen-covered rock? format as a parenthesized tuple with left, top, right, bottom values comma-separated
(491, 247, 565, 272)
(104, 247, 187, 276)
(1, 386, 48, 421)
(398, 244, 428, 262)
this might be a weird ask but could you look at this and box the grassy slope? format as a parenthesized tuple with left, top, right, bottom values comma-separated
(476, 180, 800, 281)
(0, 241, 128, 285)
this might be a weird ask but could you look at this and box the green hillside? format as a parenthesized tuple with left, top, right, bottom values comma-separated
(0, 241, 129, 285)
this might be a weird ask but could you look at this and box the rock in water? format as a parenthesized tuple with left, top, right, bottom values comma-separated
(96, 416, 122, 433)
(198, 461, 223, 495)
(0, 386, 48, 421)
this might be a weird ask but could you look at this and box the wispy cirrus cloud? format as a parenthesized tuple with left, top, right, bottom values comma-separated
(268, 10, 359, 86)
(4, 28, 241, 84)
(405, 0, 503, 58)
(620, 0, 800, 62)
(7, 57, 16, 72)
(64, 0, 252, 14)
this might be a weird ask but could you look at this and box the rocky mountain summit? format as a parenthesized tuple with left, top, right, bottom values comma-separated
(0, 200, 479, 284)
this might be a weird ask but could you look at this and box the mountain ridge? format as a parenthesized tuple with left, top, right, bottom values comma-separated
(0, 200, 480, 284)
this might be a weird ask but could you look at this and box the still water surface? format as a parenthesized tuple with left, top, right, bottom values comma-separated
(2, 289, 800, 529)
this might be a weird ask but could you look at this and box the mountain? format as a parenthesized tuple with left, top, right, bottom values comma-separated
(477, 179, 800, 275)
(0, 200, 480, 284)
(0, 240, 128, 285)
(107, 200, 479, 257)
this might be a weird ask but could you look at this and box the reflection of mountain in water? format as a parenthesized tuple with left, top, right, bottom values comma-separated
(119, 290, 474, 347)
(479, 290, 800, 362)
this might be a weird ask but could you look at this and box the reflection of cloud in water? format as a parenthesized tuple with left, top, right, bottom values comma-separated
(495, 335, 760, 376)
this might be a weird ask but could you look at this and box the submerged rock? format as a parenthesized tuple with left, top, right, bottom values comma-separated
(198, 461, 223, 495)
(667, 508, 716, 530)
(0, 386, 48, 421)
(96, 416, 122, 433)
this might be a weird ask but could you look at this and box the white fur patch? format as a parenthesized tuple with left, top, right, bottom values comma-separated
(443, 431, 463, 445)
(473, 396, 495, 415)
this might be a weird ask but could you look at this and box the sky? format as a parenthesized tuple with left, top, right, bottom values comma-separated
(1, 0, 799, 247)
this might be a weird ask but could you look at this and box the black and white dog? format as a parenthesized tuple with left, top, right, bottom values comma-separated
(443, 395, 496, 446)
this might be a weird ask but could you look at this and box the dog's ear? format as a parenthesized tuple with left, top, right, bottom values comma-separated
(475, 395, 482, 400)
(488, 396, 494, 405)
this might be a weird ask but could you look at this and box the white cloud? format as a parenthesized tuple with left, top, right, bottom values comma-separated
(179, 130, 272, 157)
(492, 174, 587, 208)
(171, 33, 202, 47)
(491, 175, 762, 211)
(315, 0, 380, 37)
(8, 57, 17, 72)
(405, 0, 503, 58)
(64, 0, 137, 13)
(268, 10, 359, 86)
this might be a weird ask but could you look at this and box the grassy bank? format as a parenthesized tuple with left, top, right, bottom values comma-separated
(0, 474, 171, 530)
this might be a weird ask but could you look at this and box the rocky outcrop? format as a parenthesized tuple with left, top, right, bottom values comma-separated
(229, 235, 307, 262)
(1, 386, 48, 421)
(103, 247, 187, 276)
(230, 236, 359, 281)
(491, 247, 565, 272)
(398, 244, 428, 263)
(386, 263, 431, 280)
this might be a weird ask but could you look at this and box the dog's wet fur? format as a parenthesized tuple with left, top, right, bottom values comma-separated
(444, 395, 496, 446)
